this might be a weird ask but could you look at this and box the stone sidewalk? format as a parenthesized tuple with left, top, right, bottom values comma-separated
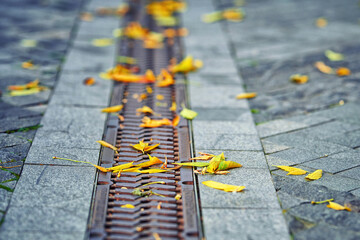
(1, 0, 360, 239)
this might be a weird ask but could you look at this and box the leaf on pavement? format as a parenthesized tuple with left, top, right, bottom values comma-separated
(22, 61, 37, 70)
(91, 38, 114, 47)
(315, 17, 327, 28)
(180, 107, 197, 120)
(327, 202, 351, 211)
(101, 105, 123, 113)
(336, 67, 351, 76)
(202, 180, 245, 192)
(325, 50, 344, 61)
(305, 169, 322, 181)
(290, 74, 308, 84)
(273, 165, 308, 175)
(314, 61, 333, 74)
(189, 152, 215, 161)
(236, 92, 257, 99)
(83, 77, 96, 86)
(217, 161, 242, 171)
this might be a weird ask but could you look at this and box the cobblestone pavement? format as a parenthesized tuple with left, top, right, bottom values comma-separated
(0, 0, 83, 225)
(216, 0, 360, 239)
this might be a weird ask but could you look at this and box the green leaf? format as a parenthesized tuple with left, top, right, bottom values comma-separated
(180, 107, 198, 120)
(325, 50, 344, 61)
(217, 161, 242, 171)
(174, 162, 210, 167)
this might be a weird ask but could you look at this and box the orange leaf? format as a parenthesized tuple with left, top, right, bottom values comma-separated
(8, 79, 40, 90)
(236, 92, 257, 99)
(156, 69, 175, 87)
(83, 77, 96, 86)
(169, 102, 176, 111)
(290, 74, 308, 84)
(172, 115, 180, 127)
(96, 140, 119, 154)
(101, 105, 123, 113)
(336, 67, 351, 76)
(135, 155, 163, 168)
(314, 61, 333, 74)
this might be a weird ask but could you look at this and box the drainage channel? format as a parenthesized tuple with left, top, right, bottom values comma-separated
(88, 1, 201, 239)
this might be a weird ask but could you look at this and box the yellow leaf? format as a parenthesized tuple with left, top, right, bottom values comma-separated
(169, 102, 176, 111)
(222, 8, 245, 22)
(146, 85, 153, 94)
(287, 169, 308, 175)
(91, 38, 114, 47)
(113, 167, 141, 173)
(175, 194, 181, 200)
(180, 107, 197, 120)
(314, 61, 333, 74)
(9, 87, 47, 96)
(21, 39, 37, 48)
(305, 169, 322, 181)
(156, 94, 164, 100)
(101, 105, 123, 113)
(156, 69, 175, 87)
(311, 198, 334, 204)
(96, 140, 119, 154)
(136, 106, 154, 114)
(108, 162, 134, 171)
(236, 92, 257, 99)
(130, 140, 160, 153)
(152, 233, 162, 240)
(290, 74, 308, 84)
(135, 155, 163, 168)
(121, 204, 135, 208)
(172, 115, 180, 127)
(22, 61, 37, 70)
(336, 67, 351, 76)
(8, 79, 39, 91)
(202, 180, 245, 192)
(316, 17, 328, 28)
(170, 55, 202, 74)
(136, 168, 169, 174)
(139, 116, 172, 128)
(113, 28, 123, 38)
(327, 202, 351, 211)
(206, 153, 225, 173)
(174, 162, 210, 167)
(325, 50, 344, 61)
(202, 11, 223, 23)
(217, 160, 242, 171)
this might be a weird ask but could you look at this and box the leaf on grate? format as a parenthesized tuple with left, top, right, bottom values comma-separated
(130, 140, 160, 153)
(135, 155, 163, 168)
(136, 106, 154, 114)
(172, 115, 180, 127)
(121, 204, 135, 208)
(202, 180, 245, 192)
(180, 107, 197, 120)
(139, 116, 172, 128)
(169, 55, 202, 74)
(96, 140, 119, 154)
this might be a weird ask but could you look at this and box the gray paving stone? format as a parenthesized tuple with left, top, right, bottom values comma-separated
(9, 165, 95, 208)
(189, 85, 248, 109)
(0, 133, 29, 148)
(1, 90, 51, 107)
(193, 120, 257, 135)
(0, 116, 42, 133)
(192, 107, 249, 121)
(193, 132, 220, 150)
(26, 146, 100, 165)
(198, 168, 279, 209)
(294, 223, 360, 240)
(262, 140, 291, 154)
(39, 105, 106, 141)
(0, 189, 12, 211)
(76, 16, 119, 39)
(277, 191, 308, 210)
(51, 72, 112, 107)
(273, 166, 360, 192)
(0, 231, 84, 240)
(267, 148, 321, 165)
(214, 134, 263, 151)
(351, 188, 360, 198)
(302, 150, 360, 174)
(337, 167, 360, 181)
(202, 209, 289, 240)
(257, 119, 307, 138)
(61, 41, 116, 73)
(196, 149, 268, 169)
(322, 130, 360, 149)
(0, 205, 89, 233)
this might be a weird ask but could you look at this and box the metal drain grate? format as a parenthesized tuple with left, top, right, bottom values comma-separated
(88, 1, 200, 239)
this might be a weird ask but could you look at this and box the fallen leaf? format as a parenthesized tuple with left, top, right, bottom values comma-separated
(316, 17, 327, 28)
(83, 77, 96, 86)
(206, 153, 225, 173)
(236, 92, 257, 99)
(136, 227, 143, 232)
(290, 74, 308, 84)
(180, 107, 197, 120)
(9, 87, 47, 96)
(108, 162, 134, 171)
(153, 233, 162, 240)
(135, 155, 163, 168)
(91, 38, 114, 47)
(217, 161, 242, 171)
(169, 102, 176, 111)
(156, 69, 175, 87)
(136, 106, 154, 114)
(52, 157, 110, 172)
(121, 204, 135, 208)
(202, 180, 245, 192)
(287, 169, 308, 175)
(222, 8, 245, 22)
(305, 169, 322, 181)
(327, 202, 351, 211)
(136, 168, 169, 174)
(130, 140, 160, 153)
(175, 194, 182, 200)
(172, 115, 180, 127)
(96, 140, 119, 154)
(22, 61, 37, 70)
(156, 94, 164, 100)
(8, 79, 39, 91)
(170, 56, 202, 74)
(140, 116, 172, 128)
(21, 39, 37, 48)
(325, 50, 344, 61)
(311, 198, 334, 204)
(117, 56, 136, 64)
(80, 12, 93, 21)
(274, 165, 308, 175)
(101, 105, 123, 113)
(189, 152, 215, 161)
(113, 28, 123, 38)
(336, 67, 351, 76)
(157, 202, 162, 209)
(314, 61, 333, 74)
(146, 85, 153, 94)
(174, 162, 210, 167)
